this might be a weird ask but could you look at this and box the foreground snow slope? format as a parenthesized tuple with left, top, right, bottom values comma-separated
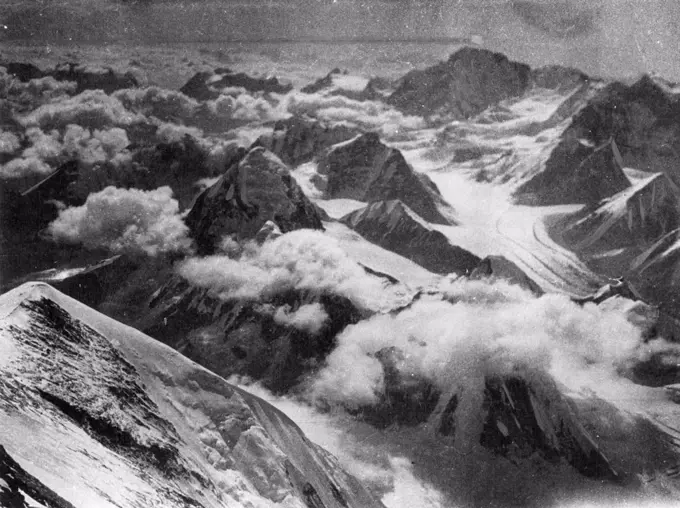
(0, 282, 384, 508)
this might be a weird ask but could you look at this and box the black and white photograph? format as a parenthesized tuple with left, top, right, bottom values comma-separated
(2, 1, 680, 507)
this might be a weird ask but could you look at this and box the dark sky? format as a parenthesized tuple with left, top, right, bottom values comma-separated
(2, 0, 680, 80)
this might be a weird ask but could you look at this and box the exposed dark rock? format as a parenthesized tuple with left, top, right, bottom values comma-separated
(180, 68, 292, 100)
(142, 282, 363, 393)
(470, 255, 544, 295)
(342, 200, 479, 275)
(317, 132, 455, 224)
(516, 139, 631, 205)
(253, 116, 358, 167)
(518, 74, 680, 204)
(480, 376, 618, 480)
(50, 62, 139, 93)
(0, 444, 77, 508)
(185, 147, 323, 253)
(358, 346, 440, 429)
(387, 47, 531, 118)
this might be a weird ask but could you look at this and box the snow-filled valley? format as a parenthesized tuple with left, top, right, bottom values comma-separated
(4, 40, 680, 508)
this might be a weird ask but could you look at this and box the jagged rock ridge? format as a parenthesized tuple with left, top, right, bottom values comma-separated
(317, 132, 456, 224)
(342, 200, 479, 275)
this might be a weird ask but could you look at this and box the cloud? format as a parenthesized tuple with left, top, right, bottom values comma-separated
(113, 85, 282, 132)
(0, 131, 21, 155)
(177, 229, 386, 307)
(308, 277, 670, 409)
(282, 92, 425, 139)
(19, 90, 144, 131)
(0, 67, 77, 106)
(46, 185, 193, 256)
(0, 124, 131, 179)
(273, 303, 329, 335)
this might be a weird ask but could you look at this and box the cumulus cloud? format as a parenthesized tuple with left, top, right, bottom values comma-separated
(0, 131, 21, 155)
(113, 86, 282, 133)
(282, 92, 425, 139)
(0, 68, 76, 107)
(46, 185, 193, 256)
(309, 277, 666, 409)
(19, 90, 144, 131)
(273, 303, 329, 335)
(177, 229, 386, 307)
(0, 124, 131, 179)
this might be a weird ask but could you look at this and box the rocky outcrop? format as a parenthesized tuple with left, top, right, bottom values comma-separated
(342, 200, 479, 275)
(185, 147, 323, 253)
(0, 444, 77, 508)
(629, 229, 680, 312)
(516, 138, 631, 205)
(253, 116, 358, 167)
(180, 68, 292, 100)
(387, 47, 532, 118)
(317, 132, 456, 224)
(470, 255, 544, 295)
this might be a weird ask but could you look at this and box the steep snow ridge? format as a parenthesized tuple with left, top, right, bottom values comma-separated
(0, 282, 385, 508)
(341, 200, 480, 275)
(564, 172, 680, 252)
(517, 138, 632, 206)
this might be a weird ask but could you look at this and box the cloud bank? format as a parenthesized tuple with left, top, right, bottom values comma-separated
(177, 229, 386, 307)
(47, 185, 193, 256)
(309, 277, 677, 409)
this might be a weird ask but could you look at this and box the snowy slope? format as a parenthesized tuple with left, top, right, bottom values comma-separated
(0, 282, 385, 508)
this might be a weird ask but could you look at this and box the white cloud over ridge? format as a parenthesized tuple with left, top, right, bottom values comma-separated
(177, 229, 386, 307)
(47, 185, 193, 256)
(309, 277, 678, 409)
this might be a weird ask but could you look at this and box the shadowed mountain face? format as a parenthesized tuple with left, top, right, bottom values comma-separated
(518, 75, 680, 205)
(185, 147, 324, 253)
(516, 139, 631, 205)
(342, 200, 479, 275)
(388, 47, 532, 119)
(254, 117, 359, 168)
(317, 132, 456, 224)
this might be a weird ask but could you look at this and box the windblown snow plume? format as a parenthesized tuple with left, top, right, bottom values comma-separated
(310, 277, 672, 408)
(47, 185, 193, 256)
(177, 229, 386, 307)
